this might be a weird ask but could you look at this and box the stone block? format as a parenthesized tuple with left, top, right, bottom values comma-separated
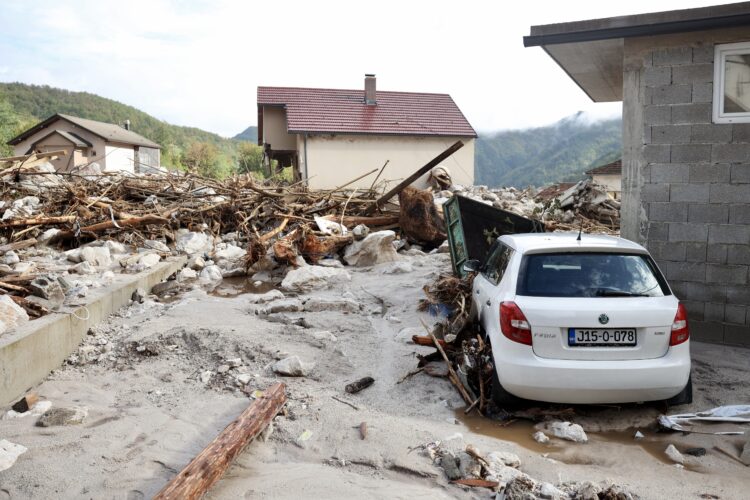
(706, 264, 748, 284)
(728, 245, 750, 265)
(730, 205, 750, 224)
(725, 304, 746, 324)
(690, 124, 732, 143)
(649, 84, 692, 105)
(668, 222, 708, 242)
(732, 124, 750, 142)
(670, 183, 709, 202)
(692, 83, 713, 103)
(707, 244, 728, 264)
(692, 45, 714, 63)
(724, 324, 750, 346)
(685, 243, 707, 262)
(689, 320, 724, 343)
(649, 202, 687, 222)
(727, 285, 750, 305)
(651, 125, 691, 144)
(671, 103, 712, 124)
(712, 143, 750, 163)
(646, 221, 670, 241)
(689, 163, 730, 183)
(650, 163, 689, 183)
(666, 261, 705, 281)
(671, 144, 712, 163)
(686, 281, 726, 302)
(653, 47, 693, 66)
(687, 204, 728, 224)
(671, 63, 713, 84)
(648, 241, 686, 261)
(708, 224, 750, 245)
(710, 184, 750, 203)
(643, 66, 671, 87)
(641, 183, 670, 202)
(683, 300, 705, 321)
(703, 302, 725, 322)
(643, 105, 671, 125)
(643, 144, 671, 163)
(730, 164, 750, 184)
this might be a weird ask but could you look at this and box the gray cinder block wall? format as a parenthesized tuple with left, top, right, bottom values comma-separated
(622, 28, 750, 346)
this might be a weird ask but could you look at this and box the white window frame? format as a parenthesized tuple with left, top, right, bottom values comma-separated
(713, 41, 750, 124)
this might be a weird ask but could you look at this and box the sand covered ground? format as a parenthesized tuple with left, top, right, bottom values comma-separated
(1, 251, 749, 499)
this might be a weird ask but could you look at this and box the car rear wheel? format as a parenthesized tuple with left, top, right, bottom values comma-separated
(665, 375, 692, 406)
(490, 364, 523, 409)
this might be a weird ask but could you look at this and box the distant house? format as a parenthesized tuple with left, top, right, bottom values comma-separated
(536, 182, 577, 201)
(585, 159, 622, 200)
(525, 3, 750, 346)
(7, 114, 161, 173)
(257, 75, 476, 190)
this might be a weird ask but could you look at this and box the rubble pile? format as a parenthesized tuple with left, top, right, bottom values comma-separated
(433, 180, 619, 234)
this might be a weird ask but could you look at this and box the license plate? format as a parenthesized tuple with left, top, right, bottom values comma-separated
(568, 328, 636, 347)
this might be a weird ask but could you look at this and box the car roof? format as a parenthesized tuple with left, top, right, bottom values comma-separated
(499, 232, 648, 255)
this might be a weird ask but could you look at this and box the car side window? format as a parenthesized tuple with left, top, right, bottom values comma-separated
(482, 243, 513, 285)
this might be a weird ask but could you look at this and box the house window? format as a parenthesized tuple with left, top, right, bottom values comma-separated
(713, 42, 750, 123)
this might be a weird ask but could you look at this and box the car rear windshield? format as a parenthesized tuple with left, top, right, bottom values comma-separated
(517, 252, 671, 298)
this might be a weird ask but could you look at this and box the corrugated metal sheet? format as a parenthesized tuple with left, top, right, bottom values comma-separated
(257, 86, 476, 137)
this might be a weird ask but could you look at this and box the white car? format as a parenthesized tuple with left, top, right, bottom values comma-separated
(467, 233, 691, 406)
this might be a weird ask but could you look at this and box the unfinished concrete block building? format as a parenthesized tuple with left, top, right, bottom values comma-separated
(526, 3, 750, 345)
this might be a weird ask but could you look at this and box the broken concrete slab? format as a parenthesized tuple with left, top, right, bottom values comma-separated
(0, 439, 27, 472)
(303, 297, 361, 313)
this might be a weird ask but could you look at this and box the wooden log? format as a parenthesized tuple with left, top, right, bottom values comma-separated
(0, 215, 76, 229)
(0, 281, 30, 293)
(366, 140, 464, 214)
(451, 479, 499, 489)
(0, 238, 37, 253)
(335, 214, 400, 227)
(411, 335, 448, 349)
(12, 393, 39, 413)
(153, 382, 287, 500)
(54, 215, 169, 241)
(420, 319, 474, 406)
(345, 377, 374, 394)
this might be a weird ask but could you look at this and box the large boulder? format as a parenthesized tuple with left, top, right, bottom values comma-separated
(176, 232, 212, 255)
(0, 295, 29, 334)
(281, 265, 350, 292)
(343, 230, 400, 267)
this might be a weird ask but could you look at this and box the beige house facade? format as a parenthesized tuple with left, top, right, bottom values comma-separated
(585, 159, 622, 200)
(258, 76, 477, 190)
(8, 114, 161, 173)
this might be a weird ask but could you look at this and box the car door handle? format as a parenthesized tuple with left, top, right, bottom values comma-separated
(486, 300, 491, 306)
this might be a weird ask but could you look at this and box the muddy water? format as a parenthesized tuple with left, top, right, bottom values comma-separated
(208, 277, 277, 298)
(455, 408, 709, 471)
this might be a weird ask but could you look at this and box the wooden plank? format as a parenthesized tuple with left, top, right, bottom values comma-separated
(0, 238, 38, 253)
(0, 216, 75, 229)
(366, 140, 464, 215)
(153, 383, 287, 500)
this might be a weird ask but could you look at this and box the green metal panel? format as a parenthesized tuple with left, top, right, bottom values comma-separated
(444, 196, 468, 277)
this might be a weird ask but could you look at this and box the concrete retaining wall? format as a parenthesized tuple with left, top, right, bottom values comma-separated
(0, 257, 186, 406)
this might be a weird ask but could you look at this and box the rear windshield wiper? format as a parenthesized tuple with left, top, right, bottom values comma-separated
(595, 289, 649, 297)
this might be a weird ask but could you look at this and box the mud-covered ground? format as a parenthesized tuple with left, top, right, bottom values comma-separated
(1, 252, 749, 499)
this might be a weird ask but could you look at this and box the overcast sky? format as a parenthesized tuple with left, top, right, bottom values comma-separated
(0, 0, 722, 137)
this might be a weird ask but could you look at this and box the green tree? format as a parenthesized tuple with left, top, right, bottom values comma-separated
(237, 142, 264, 175)
(183, 142, 220, 177)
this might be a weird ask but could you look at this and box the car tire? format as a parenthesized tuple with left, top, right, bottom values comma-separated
(665, 375, 692, 406)
(490, 364, 523, 409)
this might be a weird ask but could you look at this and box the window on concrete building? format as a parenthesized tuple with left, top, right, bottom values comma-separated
(714, 42, 750, 123)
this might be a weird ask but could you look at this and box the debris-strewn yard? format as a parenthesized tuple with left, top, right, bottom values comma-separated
(1, 151, 748, 499)
(2, 250, 749, 499)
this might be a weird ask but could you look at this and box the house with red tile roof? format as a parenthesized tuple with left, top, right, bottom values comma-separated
(257, 75, 476, 189)
(585, 159, 622, 200)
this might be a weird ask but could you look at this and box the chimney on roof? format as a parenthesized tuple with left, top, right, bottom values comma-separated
(123, 119, 131, 131)
(364, 74, 376, 105)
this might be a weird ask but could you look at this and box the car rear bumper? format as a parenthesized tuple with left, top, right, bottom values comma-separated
(495, 342, 691, 404)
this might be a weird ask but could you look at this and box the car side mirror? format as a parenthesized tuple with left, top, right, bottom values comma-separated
(462, 259, 481, 273)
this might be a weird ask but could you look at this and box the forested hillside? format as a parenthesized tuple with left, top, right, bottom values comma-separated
(233, 126, 258, 142)
(0, 83, 264, 178)
(476, 113, 622, 188)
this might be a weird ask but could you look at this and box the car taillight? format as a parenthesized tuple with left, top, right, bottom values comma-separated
(670, 302, 690, 346)
(500, 301, 532, 345)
